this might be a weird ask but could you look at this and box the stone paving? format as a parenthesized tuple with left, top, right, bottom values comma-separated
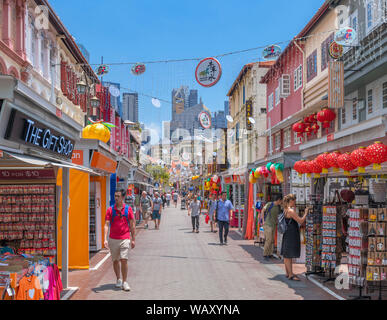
(68, 204, 335, 300)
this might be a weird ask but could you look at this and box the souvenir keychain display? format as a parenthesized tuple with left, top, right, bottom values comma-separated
(0, 185, 57, 258)
(321, 206, 338, 270)
(305, 204, 323, 273)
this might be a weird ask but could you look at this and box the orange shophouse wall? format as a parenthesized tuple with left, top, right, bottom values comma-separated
(57, 168, 90, 269)
(90, 175, 107, 247)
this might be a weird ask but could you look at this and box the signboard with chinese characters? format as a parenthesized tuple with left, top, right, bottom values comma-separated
(328, 61, 344, 109)
(0, 169, 56, 180)
(4, 109, 75, 160)
(195, 58, 222, 87)
(329, 41, 343, 60)
(246, 100, 253, 130)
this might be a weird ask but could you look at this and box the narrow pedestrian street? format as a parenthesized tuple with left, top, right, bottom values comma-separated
(69, 204, 334, 300)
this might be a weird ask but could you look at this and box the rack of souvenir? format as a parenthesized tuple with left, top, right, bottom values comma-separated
(366, 206, 387, 300)
(0, 253, 62, 300)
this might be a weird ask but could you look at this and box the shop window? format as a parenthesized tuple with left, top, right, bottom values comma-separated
(353, 97, 358, 120)
(383, 82, 387, 109)
(294, 131, 302, 145)
(284, 128, 291, 148)
(275, 86, 280, 106)
(367, 89, 373, 114)
(294, 65, 302, 91)
(341, 107, 346, 125)
(321, 33, 334, 71)
(275, 132, 281, 151)
(307, 50, 317, 82)
(268, 93, 274, 111)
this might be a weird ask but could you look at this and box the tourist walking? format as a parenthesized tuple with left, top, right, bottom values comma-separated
(261, 195, 283, 260)
(124, 190, 136, 219)
(166, 192, 171, 207)
(139, 191, 153, 229)
(104, 189, 136, 292)
(173, 191, 179, 208)
(281, 194, 309, 281)
(188, 194, 201, 233)
(161, 193, 167, 209)
(152, 192, 163, 230)
(215, 192, 234, 245)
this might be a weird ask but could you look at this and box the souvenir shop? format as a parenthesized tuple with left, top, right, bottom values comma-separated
(0, 76, 94, 298)
(71, 138, 118, 265)
(293, 141, 387, 299)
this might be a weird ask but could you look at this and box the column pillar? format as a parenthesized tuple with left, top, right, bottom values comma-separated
(61, 167, 70, 289)
(16, 1, 26, 59)
(2, 0, 11, 47)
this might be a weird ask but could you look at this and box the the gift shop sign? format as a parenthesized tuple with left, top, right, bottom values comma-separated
(4, 109, 75, 159)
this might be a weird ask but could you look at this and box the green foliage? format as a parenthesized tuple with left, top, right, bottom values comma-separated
(145, 164, 170, 184)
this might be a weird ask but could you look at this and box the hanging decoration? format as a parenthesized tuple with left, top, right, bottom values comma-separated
(274, 163, 284, 183)
(96, 64, 109, 76)
(109, 85, 120, 97)
(294, 160, 305, 177)
(310, 160, 323, 178)
(327, 151, 341, 172)
(365, 141, 387, 170)
(303, 161, 313, 178)
(292, 122, 306, 139)
(337, 152, 357, 176)
(334, 27, 357, 46)
(262, 45, 282, 61)
(316, 152, 331, 174)
(317, 108, 336, 134)
(350, 147, 371, 173)
(253, 168, 261, 179)
(198, 111, 212, 129)
(195, 57, 222, 87)
(82, 119, 115, 144)
(131, 63, 146, 76)
(249, 170, 257, 184)
(151, 98, 161, 108)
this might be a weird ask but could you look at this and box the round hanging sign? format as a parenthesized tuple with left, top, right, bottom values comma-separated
(109, 85, 120, 97)
(198, 111, 212, 129)
(334, 27, 357, 46)
(131, 63, 146, 76)
(195, 57, 222, 87)
(151, 98, 161, 108)
(262, 45, 281, 60)
(329, 40, 344, 60)
(96, 64, 109, 76)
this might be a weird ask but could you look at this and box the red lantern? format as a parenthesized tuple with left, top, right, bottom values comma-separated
(309, 113, 318, 123)
(350, 147, 371, 173)
(316, 152, 331, 174)
(365, 141, 387, 170)
(311, 123, 320, 134)
(292, 122, 305, 138)
(337, 152, 357, 175)
(317, 108, 336, 133)
(294, 161, 303, 176)
(305, 124, 312, 137)
(327, 151, 341, 172)
(302, 161, 314, 177)
(310, 160, 322, 178)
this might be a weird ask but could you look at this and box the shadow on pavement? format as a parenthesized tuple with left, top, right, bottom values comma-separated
(239, 244, 284, 265)
(91, 283, 122, 294)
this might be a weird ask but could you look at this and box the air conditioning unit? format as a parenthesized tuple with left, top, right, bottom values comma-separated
(280, 74, 291, 98)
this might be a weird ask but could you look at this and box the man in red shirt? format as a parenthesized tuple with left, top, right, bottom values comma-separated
(104, 189, 136, 291)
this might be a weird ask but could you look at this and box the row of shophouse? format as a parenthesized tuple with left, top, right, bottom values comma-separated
(216, 0, 387, 240)
(0, 0, 150, 289)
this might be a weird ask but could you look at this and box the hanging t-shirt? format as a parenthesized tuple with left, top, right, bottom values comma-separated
(53, 264, 63, 300)
(16, 275, 44, 300)
(43, 265, 56, 300)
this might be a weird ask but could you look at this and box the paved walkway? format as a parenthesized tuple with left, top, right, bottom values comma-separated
(68, 204, 335, 300)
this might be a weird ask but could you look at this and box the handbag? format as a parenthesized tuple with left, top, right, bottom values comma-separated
(214, 200, 219, 222)
(278, 210, 290, 234)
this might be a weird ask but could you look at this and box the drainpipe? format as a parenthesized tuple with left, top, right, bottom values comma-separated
(293, 40, 305, 110)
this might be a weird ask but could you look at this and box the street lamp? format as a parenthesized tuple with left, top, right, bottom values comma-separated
(76, 80, 87, 95)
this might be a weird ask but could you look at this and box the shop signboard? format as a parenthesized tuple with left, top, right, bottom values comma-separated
(328, 61, 344, 109)
(90, 151, 117, 174)
(4, 109, 75, 160)
(198, 111, 212, 129)
(246, 100, 253, 130)
(195, 57, 222, 87)
(0, 169, 55, 180)
(71, 150, 84, 166)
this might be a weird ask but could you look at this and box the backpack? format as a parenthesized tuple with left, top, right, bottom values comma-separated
(278, 210, 291, 234)
(264, 202, 274, 221)
(110, 205, 130, 226)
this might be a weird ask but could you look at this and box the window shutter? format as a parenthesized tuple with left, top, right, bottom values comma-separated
(60, 61, 68, 96)
(280, 74, 290, 97)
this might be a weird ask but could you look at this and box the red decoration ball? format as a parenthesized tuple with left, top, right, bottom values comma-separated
(350, 147, 371, 168)
(310, 160, 322, 174)
(326, 151, 341, 168)
(316, 153, 331, 170)
(337, 153, 357, 172)
(365, 141, 387, 165)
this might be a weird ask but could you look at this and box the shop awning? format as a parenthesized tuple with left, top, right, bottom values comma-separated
(1, 151, 99, 175)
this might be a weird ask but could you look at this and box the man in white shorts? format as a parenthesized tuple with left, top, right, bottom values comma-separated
(104, 189, 136, 291)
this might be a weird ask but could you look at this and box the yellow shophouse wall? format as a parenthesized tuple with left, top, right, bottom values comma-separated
(57, 168, 90, 270)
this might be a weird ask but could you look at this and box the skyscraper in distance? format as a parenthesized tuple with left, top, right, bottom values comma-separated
(122, 92, 139, 123)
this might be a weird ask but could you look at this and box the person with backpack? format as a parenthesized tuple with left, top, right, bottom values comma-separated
(152, 192, 163, 230)
(188, 194, 202, 233)
(280, 194, 309, 281)
(104, 189, 136, 292)
(261, 195, 283, 260)
(208, 193, 218, 233)
(173, 191, 179, 208)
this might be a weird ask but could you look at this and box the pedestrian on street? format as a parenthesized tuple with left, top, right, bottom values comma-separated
(161, 193, 167, 209)
(208, 193, 218, 233)
(215, 191, 234, 245)
(281, 194, 309, 281)
(173, 191, 179, 208)
(188, 194, 201, 233)
(166, 192, 171, 207)
(261, 195, 283, 260)
(140, 191, 153, 229)
(152, 192, 163, 230)
(104, 189, 136, 292)
(124, 190, 136, 219)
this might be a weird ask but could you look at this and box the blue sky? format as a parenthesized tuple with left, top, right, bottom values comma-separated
(50, 0, 323, 137)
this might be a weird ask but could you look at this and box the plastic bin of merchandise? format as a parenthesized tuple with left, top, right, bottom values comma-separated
(230, 209, 244, 228)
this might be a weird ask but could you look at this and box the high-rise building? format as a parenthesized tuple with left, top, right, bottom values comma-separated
(212, 111, 227, 129)
(171, 86, 188, 120)
(224, 101, 229, 115)
(188, 90, 198, 108)
(162, 121, 171, 140)
(103, 81, 122, 117)
(122, 92, 138, 123)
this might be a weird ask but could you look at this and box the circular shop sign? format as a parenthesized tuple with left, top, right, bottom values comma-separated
(195, 57, 222, 87)
(198, 111, 212, 129)
(109, 85, 120, 97)
(131, 63, 146, 76)
(262, 45, 282, 61)
(96, 64, 109, 76)
(329, 41, 343, 60)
